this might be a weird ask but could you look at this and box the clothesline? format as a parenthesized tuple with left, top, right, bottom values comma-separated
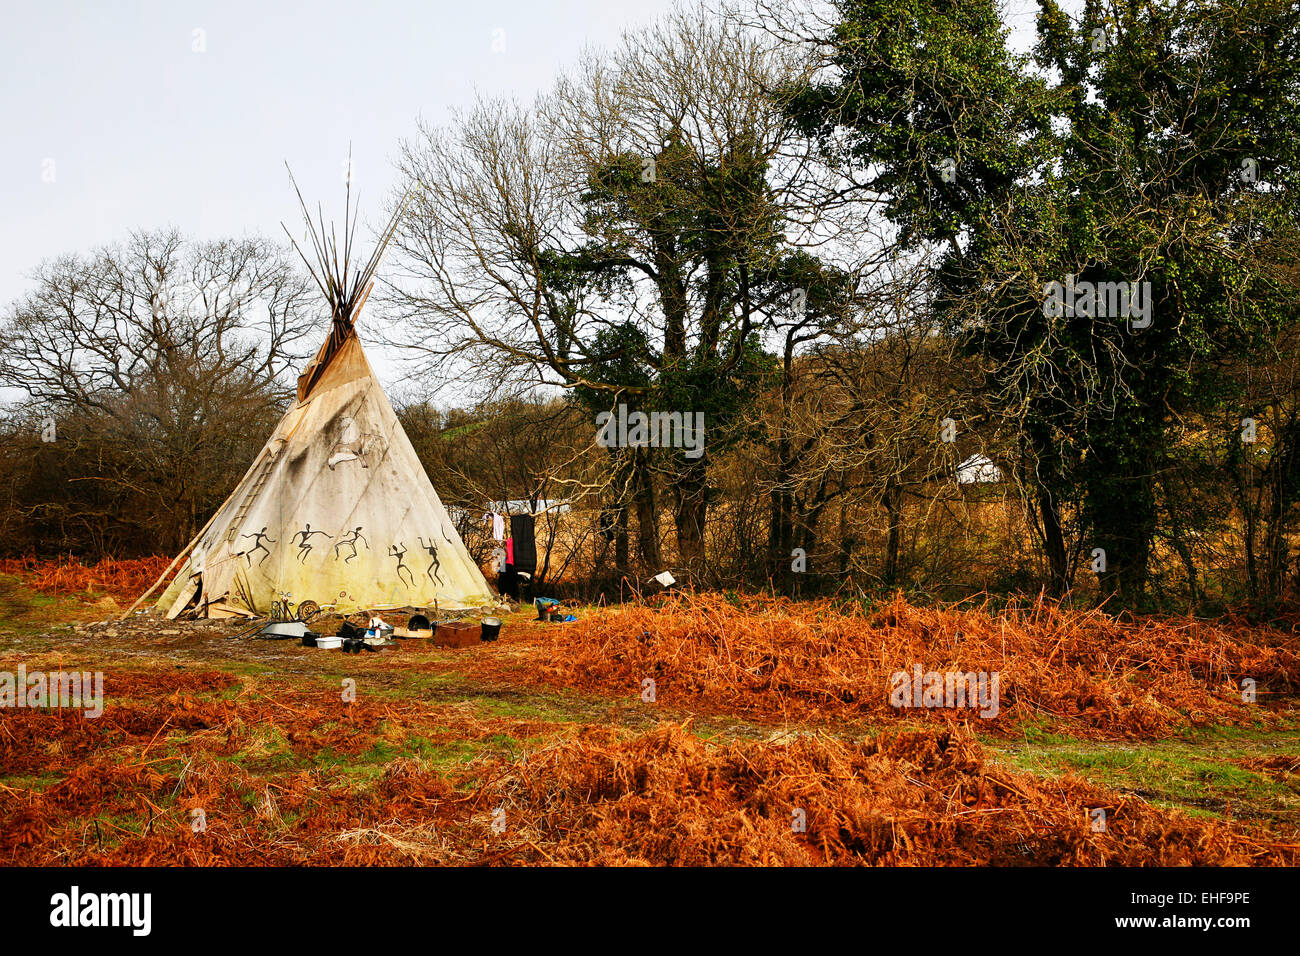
(484, 499, 571, 517)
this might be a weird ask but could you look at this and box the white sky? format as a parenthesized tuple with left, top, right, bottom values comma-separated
(0, 0, 679, 306)
(0, 0, 1065, 397)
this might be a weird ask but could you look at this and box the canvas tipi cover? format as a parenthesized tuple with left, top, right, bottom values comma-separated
(155, 333, 494, 617)
(154, 178, 495, 618)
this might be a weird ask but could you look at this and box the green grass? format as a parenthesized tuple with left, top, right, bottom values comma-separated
(318, 733, 524, 783)
(0, 580, 102, 648)
(988, 733, 1300, 821)
(0, 771, 64, 793)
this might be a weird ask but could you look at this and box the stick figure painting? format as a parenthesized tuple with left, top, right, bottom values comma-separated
(388, 542, 415, 588)
(239, 527, 275, 566)
(417, 535, 444, 585)
(333, 527, 370, 564)
(292, 524, 332, 563)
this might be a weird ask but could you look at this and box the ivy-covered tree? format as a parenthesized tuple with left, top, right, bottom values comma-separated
(782, 0, 1300, 605)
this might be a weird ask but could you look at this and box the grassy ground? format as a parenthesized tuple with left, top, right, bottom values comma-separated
(1, 573, 1297, 864)
(987, 729, 1300, 824)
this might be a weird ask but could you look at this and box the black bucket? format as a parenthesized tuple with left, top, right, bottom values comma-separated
(480, 617, 502, 642)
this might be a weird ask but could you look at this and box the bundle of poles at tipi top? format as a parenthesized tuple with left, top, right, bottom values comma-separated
(281, 156, 411, 399)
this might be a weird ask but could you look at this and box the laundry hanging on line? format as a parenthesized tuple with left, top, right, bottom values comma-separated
(510, 513, 537, 575)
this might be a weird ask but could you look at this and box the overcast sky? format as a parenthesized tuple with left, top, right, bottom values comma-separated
(0, 0, 682, 309)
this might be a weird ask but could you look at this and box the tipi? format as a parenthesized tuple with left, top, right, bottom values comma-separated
(151, 175, 495, 618)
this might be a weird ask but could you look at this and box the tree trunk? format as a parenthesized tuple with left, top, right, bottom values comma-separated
(632, 449, 661, 569)
(674, 459, 708, 575)
(837, 501, 857, 577)
(1036, 484, 1069, 598)
(1263, 415, 1299, 601)
(614, 507, 629, 577)
(882, 481, 902, 586)
(768, 485, 793, 590)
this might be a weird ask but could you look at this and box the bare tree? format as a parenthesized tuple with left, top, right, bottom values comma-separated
(384, 3, 845, 575)
(0, 230, 319, 552)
